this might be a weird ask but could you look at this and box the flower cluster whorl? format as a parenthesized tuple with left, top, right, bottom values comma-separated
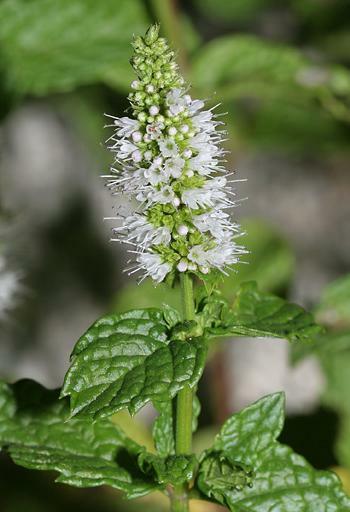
(105, 25, 245, 283)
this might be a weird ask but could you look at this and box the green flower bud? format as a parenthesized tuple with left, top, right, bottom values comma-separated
(144, 23, 160, 45)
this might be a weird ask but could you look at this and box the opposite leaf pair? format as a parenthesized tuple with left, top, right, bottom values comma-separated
(60, 282, 323, 421)
(1, 380, 349, 511)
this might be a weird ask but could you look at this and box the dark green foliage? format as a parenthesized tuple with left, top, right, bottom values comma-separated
(195, 393, 350, 511)
(201, 282, 323, 342)
(0, 380, 160, 498)
(61, 309, 207, 418)
(0, 0, 148, 95)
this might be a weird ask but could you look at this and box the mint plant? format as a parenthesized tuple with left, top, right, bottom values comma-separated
(1, 24, 350, 512)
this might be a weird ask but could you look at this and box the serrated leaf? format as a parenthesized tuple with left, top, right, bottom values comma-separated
(62, 308, 207, 418)
(0, 379, 160, 498)
(196, 451, 254, 507)
(0, 0, 148, 96)
(138, 452, 197, 486)
(163, 304, 182, 329)
(153, 401, 175, 456)
(210, 282, 323, 342)
(196, 393, 350, 511)
(213, 393, 285, 465)
(152, 395, 201, 456)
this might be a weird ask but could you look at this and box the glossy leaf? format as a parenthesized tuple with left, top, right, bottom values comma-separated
(197, 451, 254, 506)
(0, 0, 148, 96)
(196, 393, 350, 511)
(210, 282, 323, 342)
(62, 308, 207, 418)
(213, 393, 285, 465)
(0, 379, 160, 498)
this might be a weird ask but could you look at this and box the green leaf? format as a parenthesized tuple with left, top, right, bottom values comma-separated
(152, 395, 201, 456)
(153, 401, 175, 456)
(191, 35, 304, 95)
(210, 282, 323, 342)
(163, 304, 182, 329)
(191, 35, 350, 150)
(0, 379, 160, 498)
(62, 308, 207, 418)
(0, 0, 148, 96)
(213, 393, 285, 465)
(138, 452, 197, 486)
(196, 452, 254, 506)
(191, 35, 350, 118)
(196, 393, 350, 511)
(315, 273, 350, 328)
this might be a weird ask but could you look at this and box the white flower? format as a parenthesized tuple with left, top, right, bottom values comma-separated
(137, 253, 171, 283)
(146, 122, 164, 140)
(163, 156, 184, 178)
(166, 88, 187, 115)
(188, 99, 204, 114)
(144, 163, 169, 186)
(191, 110, 215, 132)
(181, 179, 228, 209)
(149, 185, 177, 205)
(117, 140, 138, 160)
(187, 245, 209, 266)
(188, 242, 241, 269)
(193, 210, 234, 240)
(114, 117, 139, 137)
(181, 188, 214, 209)
(152, 227, 171, 245)
(158, 138, 179, 158)
(116, 216, 171, 250)
(188, 153, 218, 176)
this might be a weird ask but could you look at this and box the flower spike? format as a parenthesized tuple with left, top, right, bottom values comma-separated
(105, 24, 245, 283)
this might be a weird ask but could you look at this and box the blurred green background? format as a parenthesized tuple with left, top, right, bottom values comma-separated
(1, 0, 350, 510)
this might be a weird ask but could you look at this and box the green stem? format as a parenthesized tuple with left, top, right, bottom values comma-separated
(171, 273, 195, 512)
